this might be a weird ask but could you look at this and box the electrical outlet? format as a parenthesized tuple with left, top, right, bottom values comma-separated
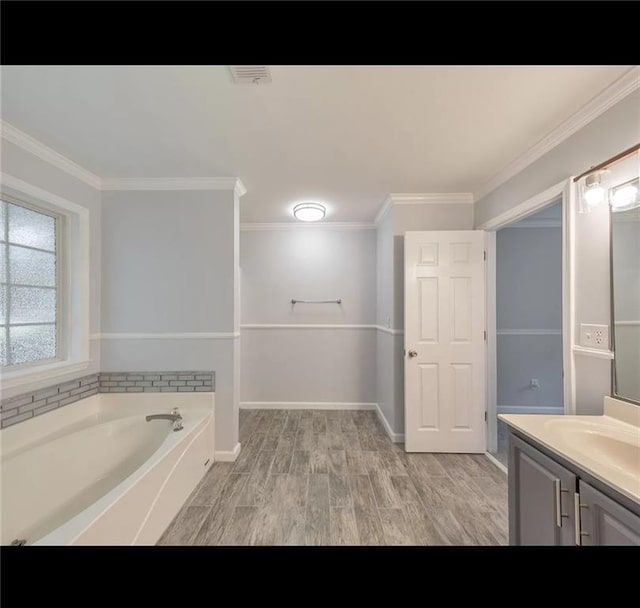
(580, 323, 609, 350)
(530, 379, 540, 389)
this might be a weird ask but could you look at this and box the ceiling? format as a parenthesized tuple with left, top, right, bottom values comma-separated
(1, 65, 633, 222)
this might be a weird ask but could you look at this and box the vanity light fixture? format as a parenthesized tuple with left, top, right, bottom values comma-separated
(579, 170, 611, 213)
(575, 143, 639, 214)
(293, 202, 326, 222)
(610, 178, 640, 213)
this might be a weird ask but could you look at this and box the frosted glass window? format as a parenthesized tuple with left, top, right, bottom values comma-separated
(9, 246, 56, 287)
(0, 326, 5, 365)
(10, 287, 56, 323)
(8, 203, 56, 251)
(1, 199, 59, 367)
(0, 285, 5, 325)
(9, 324, 56, 365)
(0, 202, 5, 238)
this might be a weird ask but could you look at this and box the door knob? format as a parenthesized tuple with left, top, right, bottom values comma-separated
(408, 350, 418, 358)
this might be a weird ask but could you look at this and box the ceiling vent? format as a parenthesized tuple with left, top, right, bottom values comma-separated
(229, 66, 272, 84)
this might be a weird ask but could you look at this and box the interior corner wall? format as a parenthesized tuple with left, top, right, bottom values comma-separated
(375, 208, 397, 432)
(100, 189, 240, 452)
(474, 89, 640, 414)
(240, 228, 377, 406)
(0, 139, 102, 400)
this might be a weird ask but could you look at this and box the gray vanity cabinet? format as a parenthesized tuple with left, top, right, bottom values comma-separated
(509, 434, 576, 545)
(578, 481, 640, 546)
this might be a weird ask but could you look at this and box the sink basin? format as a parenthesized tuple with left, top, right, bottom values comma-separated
(544, 418, 640, 477)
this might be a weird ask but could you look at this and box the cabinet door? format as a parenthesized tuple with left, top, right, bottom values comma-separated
(509, 434, 577, 545)
(578, 481, 640, 546)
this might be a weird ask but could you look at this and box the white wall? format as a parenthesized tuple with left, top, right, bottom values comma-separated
(240, 228, 377, 405)
(0, 139, 101, 399)
(496, 204, 563, 411)
(475, 89, 640, 414)
(100, 189, 240, 453)
(376, 202, 475, 435)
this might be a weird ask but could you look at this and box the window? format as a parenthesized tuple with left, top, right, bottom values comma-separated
(1, 198, 61, 368)
(0, 176, 90, 389)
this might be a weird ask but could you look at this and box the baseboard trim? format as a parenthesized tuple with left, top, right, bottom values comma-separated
(240, 402, 377, 411)
(498, 405, 564, 415)
(374, 403, 405, 443)
(214, 442, 241, 462)
(484, 452, 508, 475)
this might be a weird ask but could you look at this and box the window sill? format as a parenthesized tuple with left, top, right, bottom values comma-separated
(0, 359, 92, 392)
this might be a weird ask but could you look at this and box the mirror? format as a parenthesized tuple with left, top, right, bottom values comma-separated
(611, 177, 640, 405)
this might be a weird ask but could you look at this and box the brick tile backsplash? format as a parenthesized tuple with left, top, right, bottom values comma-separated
(99, 371, 214, 393)
(1, 370, 214, 429)
(1, 374, 99, 429)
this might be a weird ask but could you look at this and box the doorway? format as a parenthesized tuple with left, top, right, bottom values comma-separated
(482, 179, 575, 470)
(491, 201, 564, 466)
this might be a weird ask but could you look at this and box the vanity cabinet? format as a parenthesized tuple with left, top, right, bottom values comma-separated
(578, 481, 640, 546)
(509, 432, 640, 546)
(509, 434, 576, 545)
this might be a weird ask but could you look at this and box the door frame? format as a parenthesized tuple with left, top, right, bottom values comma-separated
(477, 178, 576, 454)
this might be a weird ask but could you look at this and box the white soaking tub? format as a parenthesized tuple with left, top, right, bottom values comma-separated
(0, 392, 215, 545)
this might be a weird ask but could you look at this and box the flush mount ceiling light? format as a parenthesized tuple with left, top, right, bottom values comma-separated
(576, 144, 639, 214)
(293, 202, 326, 222)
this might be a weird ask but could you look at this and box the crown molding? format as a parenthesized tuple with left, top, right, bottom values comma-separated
(473, 66, 640, 202)
(374, 192, 474, 225)
(390, 193, 474, 205)
(240, 221, 374, 231)
(1, 120, 102, 189)
(1, 121, 248, 196)
(101, 177, 247, 196)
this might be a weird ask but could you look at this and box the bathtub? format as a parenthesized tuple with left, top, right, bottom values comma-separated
(0, 392, 215, 545)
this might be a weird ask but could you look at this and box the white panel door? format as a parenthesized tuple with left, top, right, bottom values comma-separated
(404, 231, 486, 452)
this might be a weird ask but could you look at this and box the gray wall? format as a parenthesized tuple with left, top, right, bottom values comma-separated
(496, 205, 563, 411)
(100, 189, 240, 452)
(0, 139, 102, 399)
(240, 228, 377, 404)
(376, 202, 475, 435)
(241, 229, 376, 325)
(101, 191, 236, 332)
(475, 89, 640, 414)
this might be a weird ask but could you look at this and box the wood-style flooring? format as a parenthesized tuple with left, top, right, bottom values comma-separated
(158, 409, 508, 546)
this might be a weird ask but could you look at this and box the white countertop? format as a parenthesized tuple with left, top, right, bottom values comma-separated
(499, 398, 640, 507)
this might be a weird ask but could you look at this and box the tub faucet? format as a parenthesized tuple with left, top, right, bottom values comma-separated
(145, 407, 183, 431)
